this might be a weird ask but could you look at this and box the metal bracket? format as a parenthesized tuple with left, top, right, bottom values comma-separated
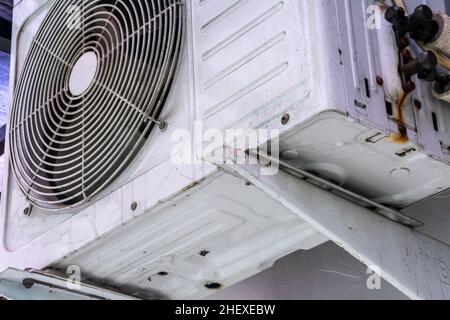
(0, 268, 136, 300)
(227, 160, 450, 299)
(247, 150, 423, 228)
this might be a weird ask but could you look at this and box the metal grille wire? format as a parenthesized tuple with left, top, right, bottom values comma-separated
(9, 0, 184, 210)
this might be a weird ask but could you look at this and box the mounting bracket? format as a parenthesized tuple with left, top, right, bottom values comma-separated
(226, 158, 450, 300)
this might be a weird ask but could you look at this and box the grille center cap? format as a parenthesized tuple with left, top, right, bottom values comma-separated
(69, 51, 98, 96)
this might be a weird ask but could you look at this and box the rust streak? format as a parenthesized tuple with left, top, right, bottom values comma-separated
(389, 92, 411, 144)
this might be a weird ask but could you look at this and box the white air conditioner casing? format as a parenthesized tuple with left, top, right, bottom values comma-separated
(0, 0, 330, 299)
(2, 0, 450, 299)
(194, 0, 450, 209)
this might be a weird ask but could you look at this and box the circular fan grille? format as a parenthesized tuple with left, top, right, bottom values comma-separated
(9, 0, 184, 210)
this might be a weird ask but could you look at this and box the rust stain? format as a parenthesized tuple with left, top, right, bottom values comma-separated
(181, 181, 201, 193)
(389, 37, 416, 145)
(388, 92, 411, 144)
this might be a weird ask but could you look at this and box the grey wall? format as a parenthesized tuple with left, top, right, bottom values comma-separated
(0, 51, 9, 126)
(0, 0, 12, 22)
(209, 241, 408, 300)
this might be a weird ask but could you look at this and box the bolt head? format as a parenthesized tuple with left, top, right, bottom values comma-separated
(159, 121, 168, 131)
(376, 76, 384, 86)
(281, 114, 290, 125)
(414, 99, 422, 109)
(414, 5, 434, 21)
(199, 250, 210, 257)
(205, 282, 222, 289)
(385, 6, 406, 23)
(23, 206, 32, 216)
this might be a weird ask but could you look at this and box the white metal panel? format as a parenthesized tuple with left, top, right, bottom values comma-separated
(191, 0, 344, 132)
(0, 1, 329, 301)
(2, 0, 194, 249)
(0, 268, 137, 300)
(0, 157, 217, 271)
(279, 111, 450, 208)
(54, 172, 327, 299)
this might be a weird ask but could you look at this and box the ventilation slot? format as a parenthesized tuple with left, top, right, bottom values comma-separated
(432, 112, 439, 132)
(385, 100, 393, 116)
(364, 78, 371, 98)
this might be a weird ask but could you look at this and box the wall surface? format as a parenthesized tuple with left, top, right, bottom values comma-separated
(210, 242, 408, 300)
(0, 51, 9, 126)
(0, 0, 12, 22)
(0, 50, 9, 191)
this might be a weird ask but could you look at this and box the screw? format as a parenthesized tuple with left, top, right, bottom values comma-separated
(281, 114, 290, 125)
(131, 202, 138, 211)
(385, 6, 406, 24)
(159, 120, 168, 132)
(205, 282, 222, 289)
(199, 250, 210, 257)
(22, 279, 35, 289)
(414, 99, 422, 109)
(376, 76, 384, 86)
(23, 206, 32, 216)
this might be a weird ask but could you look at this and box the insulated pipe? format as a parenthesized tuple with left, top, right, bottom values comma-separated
(429, 12, 450, 58)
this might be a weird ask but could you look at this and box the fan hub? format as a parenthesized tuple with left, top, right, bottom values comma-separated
(68, 51, 98, 96)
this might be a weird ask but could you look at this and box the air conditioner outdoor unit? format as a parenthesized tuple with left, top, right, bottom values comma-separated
(1, 0, 450, 299)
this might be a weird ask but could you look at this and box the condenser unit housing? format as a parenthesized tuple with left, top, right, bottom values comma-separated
(1, 0, 450, 299)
